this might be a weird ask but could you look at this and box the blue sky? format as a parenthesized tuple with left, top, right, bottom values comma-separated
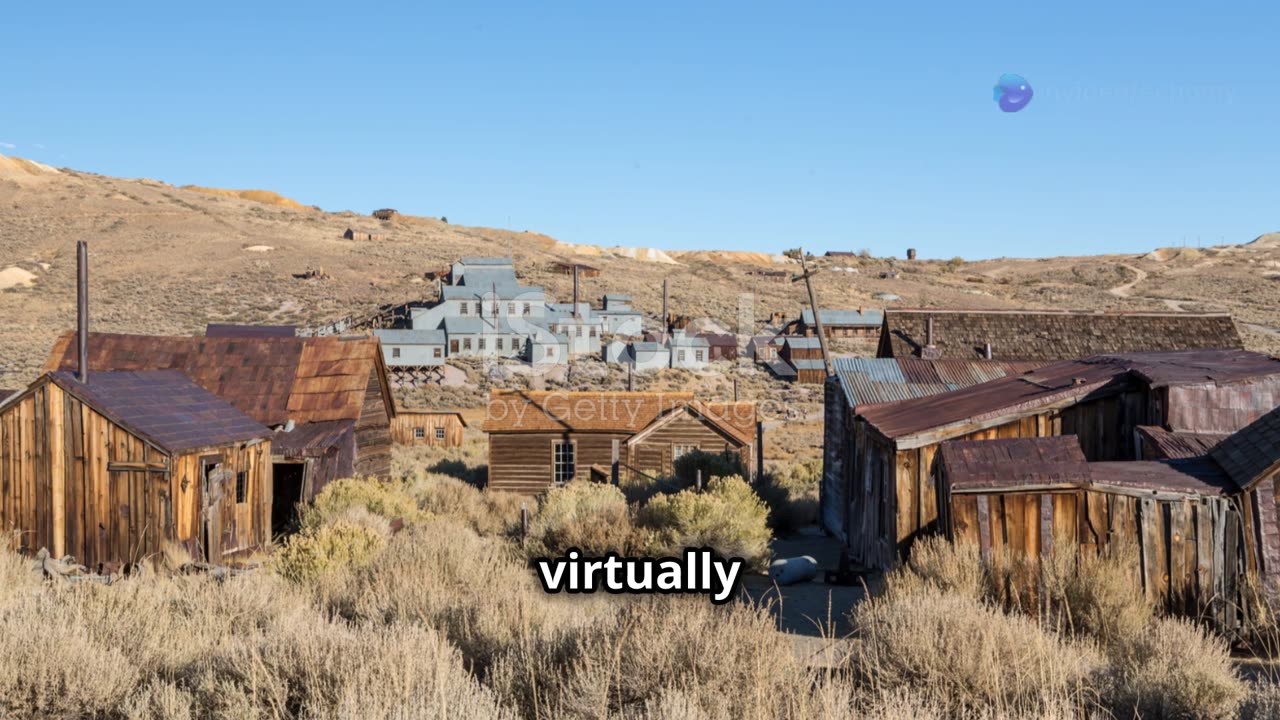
(3, 1, 1275, 259)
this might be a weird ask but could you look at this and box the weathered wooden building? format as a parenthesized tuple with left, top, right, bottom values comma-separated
(551, 260, 602, 278)
(937, 435, 1249, 626)
(483, 391, 757, 494)
(43, 332, 395, 505)
(344, 228, 386, 241)
(0, 370, 273, 568)
(831, 350, 1280, 570)
(391, 410, 467, 447)
(876, 309, 1244, 360)
(779, 336, 826, 384)
(794, 308, 883, 339)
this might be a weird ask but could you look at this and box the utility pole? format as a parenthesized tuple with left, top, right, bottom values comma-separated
(793, 248, 833, 377)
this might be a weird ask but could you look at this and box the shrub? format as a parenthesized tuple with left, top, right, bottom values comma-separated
(527, 481, 641, 558)
(672, 449, 744, 485)
(1107, 616, 1244, 720)
(274, 519, 388, 583)
(757, 459, 821, 534)
(410, 473, 526, 537)
(895, 535, 987, 601)
(304, 476, 422, 529)
(638, 475, 772, 571)
(849, 588, 1105, 716)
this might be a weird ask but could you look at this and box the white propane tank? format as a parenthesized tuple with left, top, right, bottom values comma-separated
(768, 556, 819, 586)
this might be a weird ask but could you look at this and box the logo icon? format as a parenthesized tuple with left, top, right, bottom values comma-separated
(993, 73, 1033, 113)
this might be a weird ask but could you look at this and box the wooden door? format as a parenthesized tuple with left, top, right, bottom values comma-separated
(200, 456, 228, 562)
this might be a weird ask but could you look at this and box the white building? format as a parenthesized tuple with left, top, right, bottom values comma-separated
(630, 341, 671, 373)
(669, 331, 710, 370)
(373, 329, 447, 366)
(598, 294, 645, 337)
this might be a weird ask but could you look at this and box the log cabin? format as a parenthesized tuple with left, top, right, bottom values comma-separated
(483, 391, 757, 494)
(832, 349, 1280, 570)
(43, 332, 395, 511)
(876, 308, 1244, 361)
(0, 370, 273, 568)
(390, 410, 467, 447)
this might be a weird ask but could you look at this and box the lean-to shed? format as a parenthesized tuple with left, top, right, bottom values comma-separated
(0, 370, 273, 568)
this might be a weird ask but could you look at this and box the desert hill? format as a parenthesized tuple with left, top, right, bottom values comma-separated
(1, 153, 1279, 389)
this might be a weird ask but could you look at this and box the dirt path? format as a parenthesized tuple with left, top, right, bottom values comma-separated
(1108, 264, 1148, 298)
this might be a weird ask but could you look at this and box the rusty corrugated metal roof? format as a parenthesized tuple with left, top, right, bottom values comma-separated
(941, 436, 1090, 491)
(832, 357, 1045, 409)
(47, 370, 271, 454)
(858, 350, 1280, 443)
(880, 309, 1244, 360)
(43, 331, 387, 427)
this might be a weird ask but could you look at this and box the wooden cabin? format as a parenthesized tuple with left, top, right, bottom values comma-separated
(831, 349, 1280, 570)
(780, 336, 826, 384)
(0, 370, 273, 568)
(372, 208, 399, 220)
(43, 332, 395, 507)
(391, 410, 467, 447)
(876, 308, 1243, 360)
(551, 260, 602, 278)
(483, 391, 757, 494)
(344, 228, 386, 241)
(795, 308, 883, 339)
(937, 435, 1250, 628)
(698, 333, 739, 362)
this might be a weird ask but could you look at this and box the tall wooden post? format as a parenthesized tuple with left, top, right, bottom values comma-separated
(794, 248, 833, 377)
(77, 240, 89, 383)
(662, 278, 669, 330)
(756, 420, 765, 483)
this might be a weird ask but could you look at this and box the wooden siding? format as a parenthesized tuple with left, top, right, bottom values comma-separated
(947, 488, 1251, 630)
(630, 413, 752, 480)
(488, 431, 631, 494)
(0, 381, 271, 568)
(845, 390, 1152, 571)
(391, 413, 465, 447)
(352, 367, 392, 478)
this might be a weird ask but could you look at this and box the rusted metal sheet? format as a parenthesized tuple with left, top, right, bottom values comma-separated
(940, 436, 1090, 492)
(1210, 404, 1280, 489)
(1090, 458, 1235, 497)
(1136, 425, 1228, 460)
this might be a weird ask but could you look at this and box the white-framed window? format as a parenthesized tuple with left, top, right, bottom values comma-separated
(496, 338, 504, 351)
(414, 427, 425, 439)
(523, 304, 531, 316)
(391, 347, 401, 358)
(695, 350, 705, 362)
(673, 444, 698, 460)
(435, 427, 446, 440)
(553, 441, 576, 485)
(547, 346, 557, 358)
(460, 302, 469, 315)
(678, 350, 686, 361)
(433, 347, 443, 358)
(479, 338, 487, 350)
(508, 302, 516, 314)
(463, 338, 472, 350)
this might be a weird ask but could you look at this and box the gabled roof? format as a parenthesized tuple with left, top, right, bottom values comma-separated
(1136, 426, 1229, 460)
(396, 408, 469, 426)
(374, 328, 447, 345)
(206, 324, 296, 338)
(878, 309, 1244, 360)
(940, 436, 1090, 492)
(43, 331, 393, 427)
(43, 370, 271, 454)
(483, 391, 694, 433)
(690, 401, 757, 445)
(458, 257, 513, 266)
(784, 336, 822, 349)
(859, 350, 1280, 446)
(1210, 405, 1280, 490)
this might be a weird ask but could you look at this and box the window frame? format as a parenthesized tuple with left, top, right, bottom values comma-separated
(235, 470, 248, 505)
(391, 347, 401, 359)
(552, 439, 577, 486)
(413, 427, 425, 439)
(435, 427, 446, 441)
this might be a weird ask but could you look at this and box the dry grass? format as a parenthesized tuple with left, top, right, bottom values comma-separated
(638, 475, 773, 570)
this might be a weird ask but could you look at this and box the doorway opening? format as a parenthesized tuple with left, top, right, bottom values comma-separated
(271, 462, 305, 537)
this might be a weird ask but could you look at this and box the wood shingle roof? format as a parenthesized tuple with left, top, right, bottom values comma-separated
(878, 309, 1243, 361)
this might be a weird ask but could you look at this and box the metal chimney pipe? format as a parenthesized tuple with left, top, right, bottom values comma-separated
(76, 241, 89, 383)
(984, 342, 992, 359)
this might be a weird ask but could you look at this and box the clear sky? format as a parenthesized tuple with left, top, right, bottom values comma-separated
(3, 1, 1275, 259)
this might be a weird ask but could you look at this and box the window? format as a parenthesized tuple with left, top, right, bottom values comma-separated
(235, 471, 248, 504)
(523, 304, 531, 316)
(435, 427, 446, 440)
(695, 350, 705, 362)
(460, 302, 469, 315)
(479, 338, 487, 350)
(491, 302, 499, 316)
(553, 441, 576, 485)
(414, 427, 425, 439)
(547, 346, 557, 358)
(589, 327, 597, 338)
(474, 302, 482, 316)
(391, 347, 401, 358)
(433, 347, 443, 358)
(673, 444, 698, 460)
(576, 326, 584, 337)
(678, 350, 686, 361)
(496, 338, 504, 351)
(508, 302, 516, 314)
(463, 338, 472, 350)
